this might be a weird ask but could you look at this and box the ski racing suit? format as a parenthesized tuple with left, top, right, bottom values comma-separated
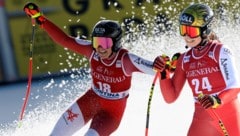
(160, 41, 240, 136)
(40, 19, 156, 136)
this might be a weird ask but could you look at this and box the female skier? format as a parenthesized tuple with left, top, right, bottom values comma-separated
(154, 3, 240, 136)
(23, 2, 165, 136)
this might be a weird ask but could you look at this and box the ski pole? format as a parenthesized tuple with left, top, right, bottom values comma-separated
(18, 19, 36, 127)
(198, 93, 229, 136)
(145, 72, 160, 136)
(209, 109, 229, 136)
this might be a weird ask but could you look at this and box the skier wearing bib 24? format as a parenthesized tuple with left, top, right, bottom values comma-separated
(153, 3, 240, 136)
(24, 2, 166, 136)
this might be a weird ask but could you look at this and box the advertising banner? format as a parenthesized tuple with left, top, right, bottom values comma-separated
(5, 0, 179, 79)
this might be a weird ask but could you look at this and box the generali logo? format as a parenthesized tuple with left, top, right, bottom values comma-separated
(180, 13, 194, 24)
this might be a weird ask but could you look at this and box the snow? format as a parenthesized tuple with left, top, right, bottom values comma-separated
(0, 73, 194, 136)
(0, 69, 239, 136)
(1, 5, 240, 136)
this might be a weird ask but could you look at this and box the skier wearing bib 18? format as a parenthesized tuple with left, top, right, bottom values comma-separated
(23, 2, 166, 136)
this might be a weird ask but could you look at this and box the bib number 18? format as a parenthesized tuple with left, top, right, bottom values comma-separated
(96, 81, 111, 93)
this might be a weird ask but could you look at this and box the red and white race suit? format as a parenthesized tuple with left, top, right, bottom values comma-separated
(160, 41, 240, 136)
(41, 19, 156, 136)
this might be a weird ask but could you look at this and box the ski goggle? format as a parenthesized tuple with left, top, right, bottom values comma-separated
(179, 25, 201, 38)
(93, 37, 113, 49)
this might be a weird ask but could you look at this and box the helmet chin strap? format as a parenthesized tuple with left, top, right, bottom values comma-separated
(194, 38, 208, 51)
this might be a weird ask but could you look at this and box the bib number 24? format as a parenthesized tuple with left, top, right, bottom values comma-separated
(191, 77, 212, 94)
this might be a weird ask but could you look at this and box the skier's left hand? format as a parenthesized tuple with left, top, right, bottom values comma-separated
(198, 93, 221, 109)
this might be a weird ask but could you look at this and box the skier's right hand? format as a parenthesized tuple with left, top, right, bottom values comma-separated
(169, 52, 181, 72)
(160, 55, 171, 79)
(24, 2, 41, 18)
(153, 55, 171, 79)
(23, 2, 45, 24)
(153, 55, 168, 72)
(154, 53, 181, 80)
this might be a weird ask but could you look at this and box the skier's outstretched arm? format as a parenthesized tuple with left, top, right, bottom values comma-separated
(23, 2, 93, 58)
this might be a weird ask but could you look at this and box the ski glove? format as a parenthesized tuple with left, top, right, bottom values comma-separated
(153, 55, 168, 72)
(169, 52, 181, 72)
(159, 55, 171, 79)
(153, 53, 181, 80)
(198, 93, 221, 109)
(23, 2, 45, 25)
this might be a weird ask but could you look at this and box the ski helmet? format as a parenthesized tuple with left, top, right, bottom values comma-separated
(179, 4, 214, 35)
(92, 20, 122, 52)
